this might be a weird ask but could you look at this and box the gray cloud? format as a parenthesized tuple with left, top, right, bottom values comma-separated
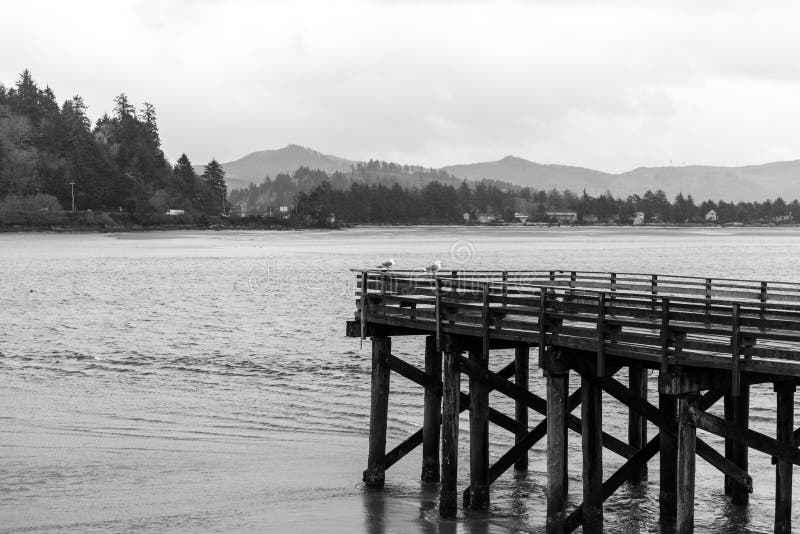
(2, 0, 800, 173)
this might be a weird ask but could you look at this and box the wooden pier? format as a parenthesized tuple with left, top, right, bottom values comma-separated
(346, 270, 800, 533)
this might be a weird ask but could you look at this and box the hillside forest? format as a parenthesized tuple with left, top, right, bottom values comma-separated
(1, 70, 798, 228)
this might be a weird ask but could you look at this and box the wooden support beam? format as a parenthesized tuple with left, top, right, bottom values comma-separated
(387, 354, 440, 394)
(582, 374, 603, 533)
(601, 377, 752, 491)
(439, 343, 460, 517)
(385, 429, 422, 470)
(565, 435, 661, 532)
(490, 419, 547, 484)
(458, 354, 636, 458)
(628, 363, 648, 483)
(731, 382, 750, 505)
(421, 336, 442, 482)
(515, 346, 530, 471)
(775, 383, 795, 534)
(466, 348, 490, 510)
(364, 336, 391, 488)
(724, 393, 734, 495)
(690, 407, 800, 466)
(660, 392, 677, 522)
(547, 367, 569, 533)
(677, 394, 699, 534)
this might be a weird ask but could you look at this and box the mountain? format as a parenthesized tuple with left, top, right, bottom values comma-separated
(443, 156, 800, 202)
(197, 144, 354, 190)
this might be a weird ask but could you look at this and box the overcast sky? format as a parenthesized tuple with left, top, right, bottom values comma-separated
(2, 1, 800, 172)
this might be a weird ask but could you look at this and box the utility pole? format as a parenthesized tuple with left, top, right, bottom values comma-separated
(69, 180, 76, 213)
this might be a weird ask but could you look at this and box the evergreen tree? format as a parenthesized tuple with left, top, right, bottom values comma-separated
(173, 153, 197, 197)
(202, 158, 227, 213)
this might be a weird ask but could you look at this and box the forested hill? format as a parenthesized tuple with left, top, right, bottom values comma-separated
(0, 70, 227, 224)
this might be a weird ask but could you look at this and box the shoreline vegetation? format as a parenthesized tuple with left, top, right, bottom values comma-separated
(2, 70, 799, 233)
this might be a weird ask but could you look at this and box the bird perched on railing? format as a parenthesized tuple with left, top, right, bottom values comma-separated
(377, 258, 395, 269)
(425, 260, 442, 273)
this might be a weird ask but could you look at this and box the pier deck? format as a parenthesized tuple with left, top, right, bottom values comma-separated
(346, 270, 800, 533)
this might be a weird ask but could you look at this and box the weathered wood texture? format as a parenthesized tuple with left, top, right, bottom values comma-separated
(421, 335, 441, 482)
(363, 336, 391, 488)
(514, 346, 530, 471)
(775, 383, 795, 534)
(677, 394, 698, 534)
(439, 345, 460, 517)
(582, 375, 603, 533)
(466, 348, 490, 509)
(628, 363, 648, 483)
(546, 368, 569, 532)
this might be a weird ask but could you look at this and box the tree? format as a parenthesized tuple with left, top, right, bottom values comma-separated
(173, 153, 197, 197)
(202, 158, 227, 213)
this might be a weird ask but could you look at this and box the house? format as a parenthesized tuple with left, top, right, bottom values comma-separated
(633, 212, 645, 225)
(478, 213, 497, 224)
(165, 209, 185, 216)
(705, 209, 717, 222)
(513, 212, 529, 224)
(773, 213, 793, 223)
(545, 210, 578, 224)
(582, 213, 599, 224)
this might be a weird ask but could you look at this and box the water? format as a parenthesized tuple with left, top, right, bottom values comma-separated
(1, 226, 799, 533)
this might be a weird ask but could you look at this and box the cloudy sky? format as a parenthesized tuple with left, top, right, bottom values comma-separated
(2, 0, 800, 172)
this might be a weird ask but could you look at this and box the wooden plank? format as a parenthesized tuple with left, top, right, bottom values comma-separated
(597, 293, 607, 378)
(421, 336, 442, 482)
(732, 382, 750, 505)
(490, 419, 547, 484)
(363, 336, 391, 488)
(731, 303, 742, 397)
(661, 297, 671, 374)
(439, 345, 460, 517)
(387, 354, 441, 394)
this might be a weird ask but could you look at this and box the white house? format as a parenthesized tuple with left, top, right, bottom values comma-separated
(545, 210, 578, 223)
(165, 209, 185, 216)
(705, 209, 717, 222)
(513, 212, 529, 224)
(633, 212, 645, 225)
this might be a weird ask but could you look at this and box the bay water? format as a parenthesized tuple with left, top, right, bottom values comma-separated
(1, 226, 799, 533)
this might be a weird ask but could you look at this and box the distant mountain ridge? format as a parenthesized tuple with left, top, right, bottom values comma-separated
(214, 145, 800, 202)
(195, 144, 354, 191)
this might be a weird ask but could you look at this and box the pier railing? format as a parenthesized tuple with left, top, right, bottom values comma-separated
(353, 269, 800, 379)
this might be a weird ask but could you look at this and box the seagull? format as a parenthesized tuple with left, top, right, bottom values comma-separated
(377, 258, 395, 269)
(425, 260, 442, 273)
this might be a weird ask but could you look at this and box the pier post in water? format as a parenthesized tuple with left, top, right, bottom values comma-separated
(723, 392, 734, 495)
(677, 393, 699, 534)
(628, 363, 648, 483)
(421, 335, 442, 482)
(582, 371, 603, 533)
(440, 337, 461, 517)
(659, 392, 678, 521)
(774, 382, 795, 534)
(364, 336, 391, 488)
(731, 382, 750, 505)
(542, 348, 569, 532)
(466, 347, 490, 509)
(514, 346, 530, 471)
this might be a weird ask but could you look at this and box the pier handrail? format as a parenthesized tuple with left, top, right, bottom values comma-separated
(352, 269, 800, 378)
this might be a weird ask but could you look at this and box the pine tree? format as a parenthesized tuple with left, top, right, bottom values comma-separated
(173, 153, 197, 197)
(202, 158, 227, 213)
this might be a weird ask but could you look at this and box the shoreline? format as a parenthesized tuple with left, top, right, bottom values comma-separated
(1, 221, 798, 234)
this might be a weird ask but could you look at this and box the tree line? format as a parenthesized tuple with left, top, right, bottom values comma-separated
(0, 70, 227, 225)
(283, 174, 798, 226)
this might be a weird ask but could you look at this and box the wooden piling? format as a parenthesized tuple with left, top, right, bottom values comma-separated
(775, 383, 795, 534)
(546, 365, 569, 532)
(364, 336, 391, 488)
(724, 393, 733, 495)
(466, 347, 490, 509)
(514, 346, 530, 471)
(660, 392, 678, 521)
(731, 382, 750, 505)
(628, 363, 648, 483)
(582, 374, 603, 533)
(677, 394, 698, 534)
(421, 335, 442, 482)
(440, 341, 461, 517)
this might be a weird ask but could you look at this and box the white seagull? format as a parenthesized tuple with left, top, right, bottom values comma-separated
(425, 259, 442, 273)
(377, 258, 395, 269)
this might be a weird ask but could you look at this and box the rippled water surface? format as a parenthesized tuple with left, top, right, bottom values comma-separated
(1, 226, 799, 533)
